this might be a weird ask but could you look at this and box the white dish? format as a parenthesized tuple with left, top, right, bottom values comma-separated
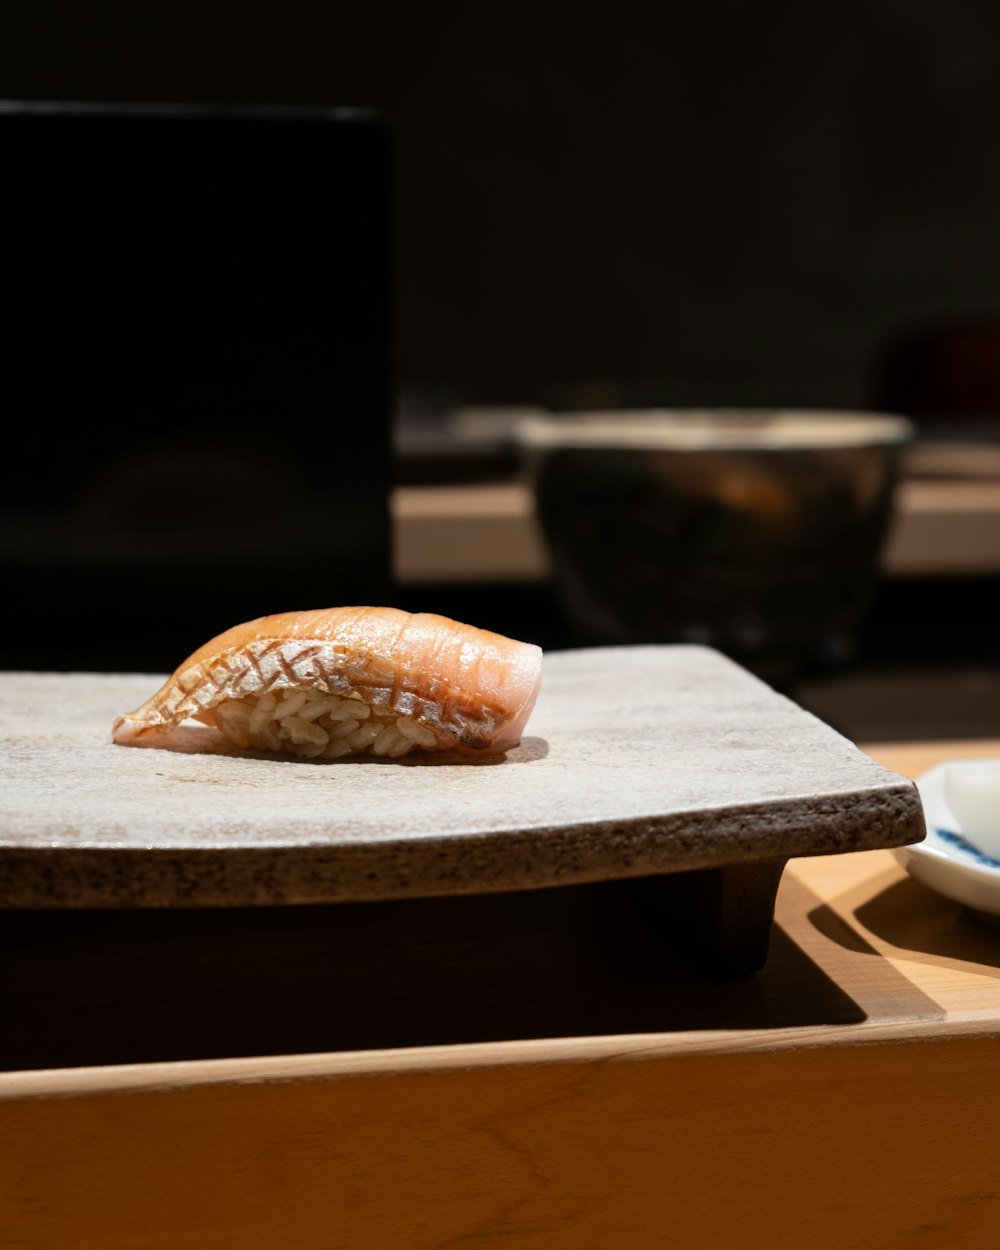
(894, 763, 1000, 923)
(943, 759, 1000, 858)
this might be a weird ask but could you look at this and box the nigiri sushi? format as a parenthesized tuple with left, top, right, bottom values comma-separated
(112, 607, 543, 759)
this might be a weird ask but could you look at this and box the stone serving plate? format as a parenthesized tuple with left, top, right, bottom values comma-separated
(0, 646, 924, 974)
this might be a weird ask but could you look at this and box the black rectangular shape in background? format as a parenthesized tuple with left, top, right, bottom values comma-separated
(1, 102, 392, 672)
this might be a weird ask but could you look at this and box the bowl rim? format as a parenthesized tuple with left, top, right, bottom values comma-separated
(516, 408, 915, 451)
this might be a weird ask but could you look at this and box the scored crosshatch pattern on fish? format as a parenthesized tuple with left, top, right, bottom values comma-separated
(113, 607, 543, 760)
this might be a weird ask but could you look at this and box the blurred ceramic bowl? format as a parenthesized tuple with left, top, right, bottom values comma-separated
(518, 409, 914, 679)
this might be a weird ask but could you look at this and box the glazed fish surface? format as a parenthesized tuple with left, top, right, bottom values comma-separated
(113, 607, 543, 759)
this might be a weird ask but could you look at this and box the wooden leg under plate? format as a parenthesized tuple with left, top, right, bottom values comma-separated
(628, 858, 789, 977)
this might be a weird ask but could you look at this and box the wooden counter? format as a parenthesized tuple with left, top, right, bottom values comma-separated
(3, 740, 1000, 1249)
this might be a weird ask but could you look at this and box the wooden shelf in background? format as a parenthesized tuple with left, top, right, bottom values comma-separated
(392, 479, 1000, 584)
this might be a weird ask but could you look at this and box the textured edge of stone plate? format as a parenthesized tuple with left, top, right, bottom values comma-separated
(0, 650, 925, 908)
(0, 785, 922, 908)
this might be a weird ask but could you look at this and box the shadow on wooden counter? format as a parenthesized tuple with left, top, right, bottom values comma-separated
(814, 874, 1000, 979)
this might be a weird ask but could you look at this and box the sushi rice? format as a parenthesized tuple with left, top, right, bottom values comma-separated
(211, 687, 439, 759)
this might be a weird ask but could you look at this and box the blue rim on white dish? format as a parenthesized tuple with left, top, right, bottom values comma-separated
(893, 763, 1000, 923)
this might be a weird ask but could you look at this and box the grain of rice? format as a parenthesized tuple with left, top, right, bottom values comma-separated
(329, 699, 370, 722)
(350, 720, 385, 745)
(396, 717, 437, 749)
(273, 691, 308, 719)
(372, 724, 402, 756)
(284, 716, 329, 747)
(295, 697, 340, 722)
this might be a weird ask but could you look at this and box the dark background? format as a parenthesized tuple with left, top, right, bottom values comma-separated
(2, 1, 999, 701)
(6, 0, 1000, 408)
(0, 103, 393, 671)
